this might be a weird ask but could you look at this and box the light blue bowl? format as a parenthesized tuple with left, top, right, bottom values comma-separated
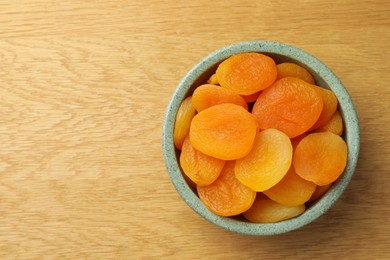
(162, 41, 360, 235)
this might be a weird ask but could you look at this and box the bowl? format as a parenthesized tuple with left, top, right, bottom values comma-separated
(162, 41, 360, 235)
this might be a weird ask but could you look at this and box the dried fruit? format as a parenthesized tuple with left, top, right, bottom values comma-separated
(293, 132, 348, 185)
(190, 103, 258, 160)
(191, 84, 248, 112)
(173, 96, 196, 150)
(216, 52, 277, 95)
(310, 87, 338, 130)
(315, 110, 344, 136)
(207, 73, 219, 85)
(235, 129, 292, 191)
(290, 133, 307, 151)
(243, 195, 305, 223)
(241, 91, 261, 103)
(180, 136, 225, 186)
(252, 77, 323, 138)
(263, 166, 316, 206)
(276, 62, 315, 84)
(197, 161, 256, 216)
(308, 184, 332, 202)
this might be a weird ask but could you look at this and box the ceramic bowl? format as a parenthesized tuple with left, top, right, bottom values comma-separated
(162, 41, 360, 235)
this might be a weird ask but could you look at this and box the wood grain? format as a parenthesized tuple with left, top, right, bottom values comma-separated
(0, 0, 389, 259)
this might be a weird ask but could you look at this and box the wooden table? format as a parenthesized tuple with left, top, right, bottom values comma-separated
(1, 1, 389, 259)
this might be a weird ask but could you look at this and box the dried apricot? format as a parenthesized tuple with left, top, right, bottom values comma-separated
(235, 128, 292, 191)
(310, 87, 338, 130)
(207, 74, 219, 85)
(293, 132, 348, 186)
(191, 84, 248, 112)
(173, 96, 196, 150)
(180, 136, 225, 186)
(190, 103, 258, 160)
(263, 166, 316, 206)
(241, 91, 261, 103)
(315, 110, 344, 136)
(182, 170, 196, 189)
(290, 133, 307, 151)
(276, 62, 315, 84)
(216, 53, 277, 95)
(197, 161, 256, 216)
(243, 195, 305, 223)
(308, 184, 332, 202)
(252, 77, 323, 138)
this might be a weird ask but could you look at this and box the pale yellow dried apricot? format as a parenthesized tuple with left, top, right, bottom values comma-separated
(235, 129, 292, 191)
(263, 166, 316, 206)
(243, 195, 305, 223)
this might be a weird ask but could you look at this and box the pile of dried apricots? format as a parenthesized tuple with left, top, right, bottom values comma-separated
(174, 52, 347, 223)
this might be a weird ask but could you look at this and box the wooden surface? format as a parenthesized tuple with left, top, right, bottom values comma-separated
(0, 0, 389, 259)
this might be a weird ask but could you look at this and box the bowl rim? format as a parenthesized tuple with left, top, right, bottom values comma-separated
(162, 41, 360, 235)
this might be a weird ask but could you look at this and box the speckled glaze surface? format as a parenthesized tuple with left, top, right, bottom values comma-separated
(162, 41, 360, 236)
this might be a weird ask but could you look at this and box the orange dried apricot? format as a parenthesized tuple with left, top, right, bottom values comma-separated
(207, 73, 219, 85)
(180, 136, 225, 186)
(182, 170, 196, 189)
(263, 166, 316, 206)
(241, 91, 261, 103)
(276, 62, 315, 84)
(216, 52, 277, 95)
(308, 184, 332, 202)
(315, 110, 344, 136)
(173, 96, 196, 150)
(197, 161, 256, 216)
(235, 128, 292, 191)
(252, 77, 323, 138)
(243, 195, 305, 223)
(310, 87, 338, 130)
(191, 84, 248, 112)
(293, 132, 348, 186)
(190, 103, 258, 160)
(290, 133, 307, 151)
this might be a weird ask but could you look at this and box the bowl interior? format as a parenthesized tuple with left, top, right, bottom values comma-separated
(162, 41, 360, 235)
